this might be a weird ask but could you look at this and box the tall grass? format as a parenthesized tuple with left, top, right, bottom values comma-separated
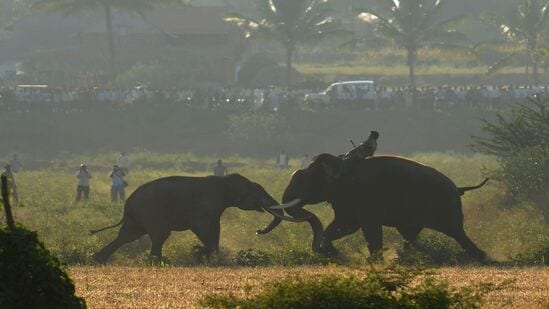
(8, 152, 548, 265)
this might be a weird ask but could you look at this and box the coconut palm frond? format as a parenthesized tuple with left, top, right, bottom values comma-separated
(486, 52, 522, 76)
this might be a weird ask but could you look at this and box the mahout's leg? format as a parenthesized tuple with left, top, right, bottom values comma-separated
(285, 207, 324, 252)
(191, 220, 221, 261)
(360, 223, 383, 262)
(93, 220, 145, 264)
(320, 218, 360, 257)
(149, 229, 171, 261)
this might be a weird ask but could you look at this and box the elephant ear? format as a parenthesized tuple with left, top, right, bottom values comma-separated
(312, 154, 341, 183)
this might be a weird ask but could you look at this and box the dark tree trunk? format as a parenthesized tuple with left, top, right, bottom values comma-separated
(286, 46, 294, 90)
(531, 40, 539, 85)
(105, 4, 117, 82)
(525, 39, 530, 84)
(407, 47, 417, 89)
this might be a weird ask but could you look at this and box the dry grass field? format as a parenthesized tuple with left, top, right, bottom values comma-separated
(71, 266, 549, 308)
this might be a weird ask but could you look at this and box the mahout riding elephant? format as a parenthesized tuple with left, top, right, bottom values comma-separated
(258, 153, 490, 262)
(91, 173, 305, 263)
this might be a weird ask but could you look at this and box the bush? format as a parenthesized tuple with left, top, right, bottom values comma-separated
(511, 244, 549, 265)
(0, 226, 86, 308)
(472, 95, 549, 222)
(270, 246, 333, 266)
(496, 146, 549, 214)
(234, 249, 271, 267)
(200, 266, 494, 309)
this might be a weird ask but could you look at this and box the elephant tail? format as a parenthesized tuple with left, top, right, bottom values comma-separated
(90, 218, 123, 235)
(458, 178, 489, 196)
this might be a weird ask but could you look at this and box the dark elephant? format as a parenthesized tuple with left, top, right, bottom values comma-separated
(258, 154, 489, 261)
(91, 174, 304, 263)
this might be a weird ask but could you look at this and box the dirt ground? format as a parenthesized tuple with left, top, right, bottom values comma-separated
(70, 266, 549, 308)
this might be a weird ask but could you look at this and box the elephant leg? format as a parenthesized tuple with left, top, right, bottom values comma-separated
(191, 220, 221, 258)
(149, 229, 171, 260)
(360, 224, 383, 261)
(285, 207, 324, 252)
(93, 220, 145, 264)
(440, 227, 488, 262)
(397, 226, 423, 251)
(320, 219, 360, 257)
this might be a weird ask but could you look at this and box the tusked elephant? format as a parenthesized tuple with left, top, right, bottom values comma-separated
(91, 173, 305, 263)
(258, 153, 490, 262)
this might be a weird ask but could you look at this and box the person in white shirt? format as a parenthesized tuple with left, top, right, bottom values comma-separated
(276, 150, 289, 169)
(117, 152, 130, 175)
(75, 164, 92, 202)
(109, 165, 126, 203)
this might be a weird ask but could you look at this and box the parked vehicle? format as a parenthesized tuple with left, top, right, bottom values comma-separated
(304, 80, 376, 109)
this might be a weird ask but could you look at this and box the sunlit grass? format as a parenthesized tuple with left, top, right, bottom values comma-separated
(70, 266, 549, 308)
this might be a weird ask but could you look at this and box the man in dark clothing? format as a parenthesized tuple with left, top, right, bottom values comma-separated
(343, 130, 379, 159)
(2, 164, 18, 205)
(338, 130, 380, 179)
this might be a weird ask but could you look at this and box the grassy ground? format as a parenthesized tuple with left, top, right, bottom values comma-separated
(70, 266, 549, 308)
(7, 152, 548, 265)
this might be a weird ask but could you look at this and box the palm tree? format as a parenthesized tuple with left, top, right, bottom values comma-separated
(480, 0, 549, 84)
(355, 0, 469, 88)
(225, 0, 346, 89)
(32, 0, 183, 81)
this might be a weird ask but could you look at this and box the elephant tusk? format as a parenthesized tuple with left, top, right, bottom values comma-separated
(262, 206, 310, 222)
(269, 199, 302, 210)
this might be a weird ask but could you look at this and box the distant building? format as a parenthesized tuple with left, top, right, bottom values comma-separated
(0, 5, 245, 85)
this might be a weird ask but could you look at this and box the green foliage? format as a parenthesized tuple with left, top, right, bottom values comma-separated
(355, 0, 470, 86)
(479, 0, 549, 82)
(0, 226, 86, 308)
(226, 0, 346, 86)
(498, 146, 549, 206)
(473, 96, 549, 221)
(511, 243, 549, 265)
(234, 249, 271, 266)
(200, 266, 494, 309)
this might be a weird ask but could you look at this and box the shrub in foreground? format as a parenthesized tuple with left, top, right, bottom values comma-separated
(201, 266, 494, 309)
(0, 226, 86, 308)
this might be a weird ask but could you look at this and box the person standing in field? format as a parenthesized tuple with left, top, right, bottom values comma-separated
(2, 164, 18, 205)
(213, 160, 228, 177)
(109, 165, 126, 203)
(75, 164, 92, 202)
(301, 154, 310, 168)
(117, 152, 130, 175)
(276, 150, 290, 169)
(9, 154, 22, 172)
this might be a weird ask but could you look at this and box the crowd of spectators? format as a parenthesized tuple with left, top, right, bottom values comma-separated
(0, 83, 546, 113)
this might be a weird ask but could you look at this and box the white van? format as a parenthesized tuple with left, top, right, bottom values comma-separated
(304, 80, 376, 107)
